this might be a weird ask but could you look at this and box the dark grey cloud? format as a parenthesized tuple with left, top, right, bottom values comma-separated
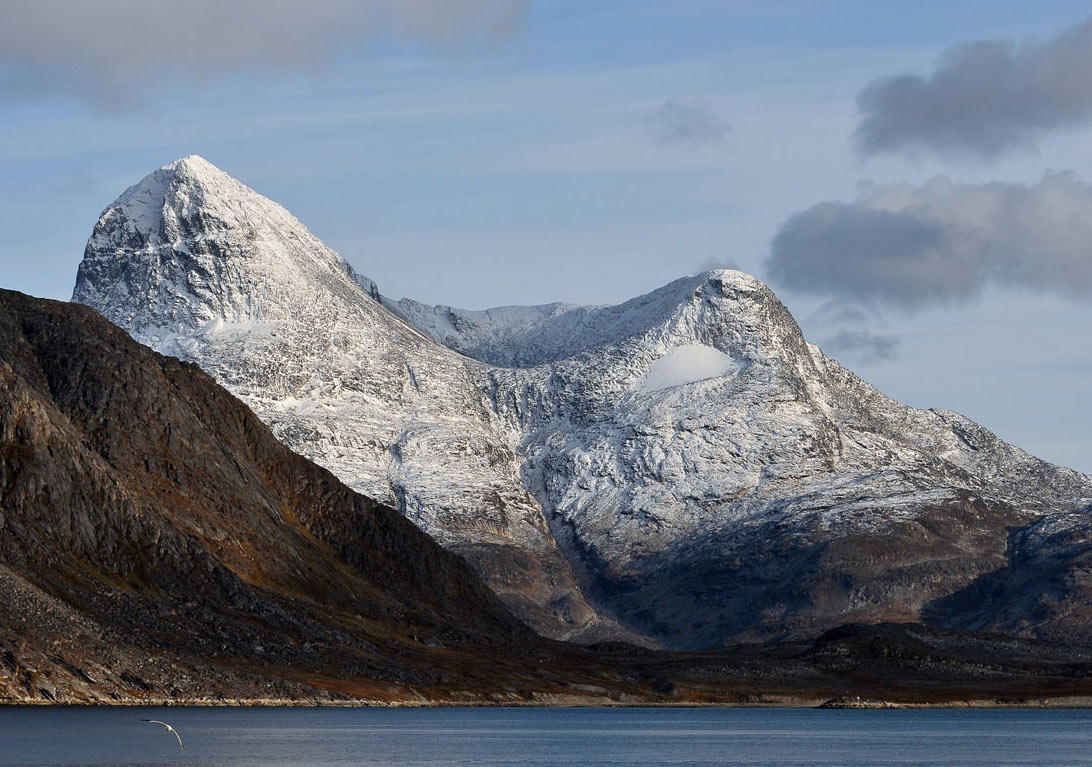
(0, 0, 527, 108)
(855, 16, 1092, 160)
(644, 99, 730, 147)
(809, 301, 899, 364)
(766, 174, 1092, 309)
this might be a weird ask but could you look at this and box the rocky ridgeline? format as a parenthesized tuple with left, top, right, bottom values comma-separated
(74, 157, 1092, 650)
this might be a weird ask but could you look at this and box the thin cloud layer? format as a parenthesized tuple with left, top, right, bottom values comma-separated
(766, 174, 1092, 309)
(644, 98, 730, 146)
(0, 0, 526, 107)
(855, 16, 1092, 160)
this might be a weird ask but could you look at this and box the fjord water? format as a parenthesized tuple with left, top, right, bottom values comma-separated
(2, 707, 1090, 767)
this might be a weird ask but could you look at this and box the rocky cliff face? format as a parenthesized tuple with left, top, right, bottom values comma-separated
(74, 157, 1092, 650)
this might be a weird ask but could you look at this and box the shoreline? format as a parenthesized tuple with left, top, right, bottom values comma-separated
(6, 695, 1092, 709)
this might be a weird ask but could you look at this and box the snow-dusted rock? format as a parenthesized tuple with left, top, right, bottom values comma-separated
(75, 157, 1092, 649)
(73, 156, 612, 642)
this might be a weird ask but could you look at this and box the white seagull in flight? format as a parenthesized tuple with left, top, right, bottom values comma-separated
(142, 719, 186, 751)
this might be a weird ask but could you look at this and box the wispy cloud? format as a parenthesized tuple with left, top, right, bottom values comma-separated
(644, 98, 730, 147)
(0, 0, 527, 108)
(809, 302, 899, 364)
(854, 15, 1092, 160)
(696, 257, 740, 273)
(766, 173, 1092, 309)
(822, 329, 900, 363)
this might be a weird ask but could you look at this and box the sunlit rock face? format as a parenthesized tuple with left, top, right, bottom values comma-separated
(76, 157, 1092, 649)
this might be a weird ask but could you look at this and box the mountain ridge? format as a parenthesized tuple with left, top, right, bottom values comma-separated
(73, 156, 620, 644)
(11, 287, 1092, 704)
(73, 156, 1092, 650)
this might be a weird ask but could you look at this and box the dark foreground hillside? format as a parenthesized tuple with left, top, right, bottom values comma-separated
(0, 289, 586, 703)
(4, 288, 1092, 706)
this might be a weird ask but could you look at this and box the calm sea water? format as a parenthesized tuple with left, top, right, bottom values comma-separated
(1, 706, 1091, 767)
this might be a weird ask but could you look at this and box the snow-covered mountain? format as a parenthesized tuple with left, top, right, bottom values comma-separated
(74, 157, 1092, 649)
(73, 156, 610, 642)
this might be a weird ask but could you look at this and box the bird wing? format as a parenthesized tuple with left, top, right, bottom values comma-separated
(170, 726, 186, 751)
(142, 719, 186, 750)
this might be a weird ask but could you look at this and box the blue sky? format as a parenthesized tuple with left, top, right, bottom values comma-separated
(1, 0, 1090, 472)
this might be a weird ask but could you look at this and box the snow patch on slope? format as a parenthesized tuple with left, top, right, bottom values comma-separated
(635, 344, 738, 392)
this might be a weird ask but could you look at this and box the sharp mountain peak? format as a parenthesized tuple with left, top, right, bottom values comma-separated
(73, 156, 371, 336)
